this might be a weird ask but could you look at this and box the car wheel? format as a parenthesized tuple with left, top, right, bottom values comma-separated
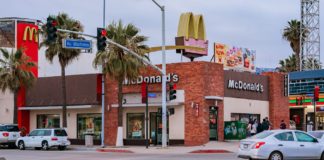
(18, 141, 25, 150)
(269, 151, 283, 160)
(35, 147, 41, 150)
(58, 146, 66, 151)
(41, 141, 49, 150)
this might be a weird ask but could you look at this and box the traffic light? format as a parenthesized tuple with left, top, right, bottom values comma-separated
(97, 28, 107, 51)
(314, 86, 320, 102)
(46, 17, 57, 43)
(169, 83, 177, 101)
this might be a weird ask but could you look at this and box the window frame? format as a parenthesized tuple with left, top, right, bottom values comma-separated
(126, 113, 145, 139)
(76, 113, 102, 140)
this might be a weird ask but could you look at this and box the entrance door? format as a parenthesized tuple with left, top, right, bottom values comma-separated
(150, 112, 169, 145)
(209, 106, 218, 140)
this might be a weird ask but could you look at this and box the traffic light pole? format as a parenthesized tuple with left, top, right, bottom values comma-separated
(314, 99, 317, 130)
(101, 0, 106, 148)
(152, 0, 167, 148)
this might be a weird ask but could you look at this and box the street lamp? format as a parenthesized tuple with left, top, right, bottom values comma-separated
(152, 0, 167, 148)
(101, 0, 106, 148)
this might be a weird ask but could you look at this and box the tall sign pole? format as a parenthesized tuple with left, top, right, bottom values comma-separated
(101, 0, 106, 148)
(152, 0, 167, 148)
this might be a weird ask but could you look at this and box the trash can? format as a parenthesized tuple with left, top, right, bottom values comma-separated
(84, 133, 94, 147)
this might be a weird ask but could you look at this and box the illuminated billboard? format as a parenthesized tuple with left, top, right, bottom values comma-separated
(214, 43, 256, 72)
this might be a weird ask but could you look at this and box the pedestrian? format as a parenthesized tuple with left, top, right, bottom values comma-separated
(20, 126, 27, 137)
(265, 117, 272, 130)
(280, 120, 287, 129)
(257, 121, 263, 133)
(262, 118, 269, 130)
(247, 120, 253, 137)
(251, 119, 258, 136)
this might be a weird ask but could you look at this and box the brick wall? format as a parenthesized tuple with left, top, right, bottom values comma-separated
(263, 72, 290, 129)
(104, 61, 224, 146)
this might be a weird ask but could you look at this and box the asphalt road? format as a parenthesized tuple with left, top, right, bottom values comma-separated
(0, 149, 240, 160)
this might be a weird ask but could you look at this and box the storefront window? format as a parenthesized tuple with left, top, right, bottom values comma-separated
(127, 113, 145, 139)
(77, 114, 101, 140)
(231, 113, 260, 124)
(37, 114, 60, 128)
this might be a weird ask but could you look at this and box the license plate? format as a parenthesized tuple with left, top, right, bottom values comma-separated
(13, 135, 16, 137)
(244, 144, 248, 149)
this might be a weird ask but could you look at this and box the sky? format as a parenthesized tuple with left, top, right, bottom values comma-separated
(1, 0, 323, 77)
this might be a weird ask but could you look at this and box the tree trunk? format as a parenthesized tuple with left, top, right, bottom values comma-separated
(116, 80, 124, 146)
(118, 80, 123, 127)
(13, 90, 18, 124)
(61, 66, 67, 128)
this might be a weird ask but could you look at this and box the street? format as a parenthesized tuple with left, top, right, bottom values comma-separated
(0, 149, 239, 160)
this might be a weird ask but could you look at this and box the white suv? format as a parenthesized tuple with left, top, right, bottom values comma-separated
(0, 124, 20, 148)
(16, 128, 70, 150)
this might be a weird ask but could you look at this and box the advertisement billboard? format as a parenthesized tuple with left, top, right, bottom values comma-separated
(214, 43, 256, 72)
(0, 20, 15, 48)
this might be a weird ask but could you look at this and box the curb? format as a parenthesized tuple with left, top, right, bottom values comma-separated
(189, 149, 232, 154)
(96, 149, 134, 153)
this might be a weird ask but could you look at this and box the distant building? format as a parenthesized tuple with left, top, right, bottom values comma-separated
(288, 69, 324, 131)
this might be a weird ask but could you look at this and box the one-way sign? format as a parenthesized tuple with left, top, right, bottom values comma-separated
(63, 39, 92, 50)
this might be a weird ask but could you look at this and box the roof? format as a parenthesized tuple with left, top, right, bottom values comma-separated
(25, 74, 101, 107)
(289, 69, 324, 80)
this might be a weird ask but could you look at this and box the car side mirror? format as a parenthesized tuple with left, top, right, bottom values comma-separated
(314, 138, 319, 143)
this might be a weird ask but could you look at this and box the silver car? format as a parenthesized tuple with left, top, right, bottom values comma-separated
(238, 130, 324, 160)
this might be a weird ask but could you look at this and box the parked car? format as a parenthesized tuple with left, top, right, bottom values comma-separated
(16, 128, 70, 150)
(0, 124, 20, 148)
(238, 130, 324, 160)
(309, 130, 324, 142)
(289, 120, 296, 130)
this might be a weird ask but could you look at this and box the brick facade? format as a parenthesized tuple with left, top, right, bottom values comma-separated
(104, 62, 224, 146)
(263, 72, 290, 129)
(104, 62, 289, 146)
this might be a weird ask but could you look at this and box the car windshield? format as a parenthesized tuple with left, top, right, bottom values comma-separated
(0, 125, 19, 132)
(250, 131, 274, 139)
(309, 132, 324, 139)
(54, 129, 67, 136)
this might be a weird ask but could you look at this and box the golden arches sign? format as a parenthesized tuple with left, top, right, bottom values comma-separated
(23, 26, 38, 43)
(177, 12, 206, 40)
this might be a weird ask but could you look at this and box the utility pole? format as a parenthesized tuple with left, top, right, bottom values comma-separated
(152, 0, 167, 148)
(101, 0, 106, 148)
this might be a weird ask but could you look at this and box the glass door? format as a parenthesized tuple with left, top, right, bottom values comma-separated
(209, 106, 218, 140)
(150, 112, 169, 145)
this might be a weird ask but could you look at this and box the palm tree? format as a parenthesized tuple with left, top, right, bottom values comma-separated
(41, 13, 84, 128)
(304, 57, 322, 70)
(93, 21, 149, 146)
(282, 20, 306, 70)
(0, 48, 36, 123)
(278, 54, 297, 72)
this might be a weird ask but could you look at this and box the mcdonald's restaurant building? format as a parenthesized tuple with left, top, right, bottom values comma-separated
(104, 61, 290, 146)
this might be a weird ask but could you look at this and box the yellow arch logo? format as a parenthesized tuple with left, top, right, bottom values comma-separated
(177, 12, 206, 40)
(23, 26, 38, 43)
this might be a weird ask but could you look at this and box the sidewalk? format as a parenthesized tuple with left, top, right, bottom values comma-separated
(92, 141, 239, 154)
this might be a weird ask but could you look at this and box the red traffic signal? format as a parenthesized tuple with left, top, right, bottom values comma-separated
(314, 86, 320, 102)
(101, 29, 107, 36)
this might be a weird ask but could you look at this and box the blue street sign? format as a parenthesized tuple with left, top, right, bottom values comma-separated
(148, 93, 157, 98)
(63, 39, 92, 50)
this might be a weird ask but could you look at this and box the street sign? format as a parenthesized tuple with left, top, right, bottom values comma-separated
(63, 39, 92, 50)
(148, 93, 157, 98)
